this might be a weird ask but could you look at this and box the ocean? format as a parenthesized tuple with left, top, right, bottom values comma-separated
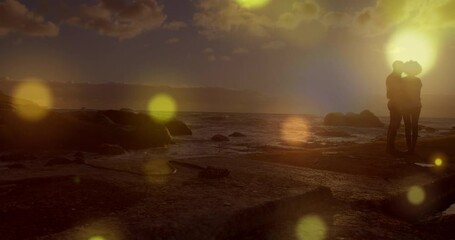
(136, 112, 455, 161)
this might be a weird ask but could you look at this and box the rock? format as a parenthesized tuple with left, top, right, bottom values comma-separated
(323, 110, 384, 128)
(45, 157, 73, 166)
(419, 125, 437, 133)
(165, 119, 192, 136)
(0, 108, 172, 150)
(97, 144, 126, 155)
(61, 110, 115, 126)
(198, 166, 230, 179)
(229, 132, 246, 137)
(323, 112, 345, 126)
(211, 134, 229, 142)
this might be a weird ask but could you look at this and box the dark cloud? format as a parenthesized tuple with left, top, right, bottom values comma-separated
(163, 20, 188, 30)
(193, 0, 273, 39)
(0, 0, 59, 37)
(68, 0, 166, 39)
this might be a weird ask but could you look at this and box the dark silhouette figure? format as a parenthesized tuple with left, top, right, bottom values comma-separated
(401, 61, 423, 155)
(386, 61, 404, 156)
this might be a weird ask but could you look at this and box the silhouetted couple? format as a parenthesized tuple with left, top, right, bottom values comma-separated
(386, 60, 423, 156)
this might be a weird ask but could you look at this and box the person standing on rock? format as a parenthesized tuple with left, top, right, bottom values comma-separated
(401, 61, 423, 155)
(386, 61, 405, 156)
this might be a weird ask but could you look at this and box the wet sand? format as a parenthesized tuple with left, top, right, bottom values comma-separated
(1, 135, 455, 239)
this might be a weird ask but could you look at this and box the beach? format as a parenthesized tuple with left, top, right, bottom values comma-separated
(1, 129, 455, 239)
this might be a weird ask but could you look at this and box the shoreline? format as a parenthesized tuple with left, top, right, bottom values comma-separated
(1, 135, 455, 239)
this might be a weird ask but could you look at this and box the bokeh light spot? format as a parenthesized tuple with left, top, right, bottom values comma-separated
(12, 79, 53, 121)
(89, 236, 105, 240)
(73, 176, 81, 184)
(148, 94, 177, 123)
(144, 159, 174, 185)
(296, 214, 327, 240)
(386, 30, 438, 76)
(407, 186, 425, 205)
(281, 117, 310, 145)
(435, 158, 443, 167)
(236, 0, 270, 9)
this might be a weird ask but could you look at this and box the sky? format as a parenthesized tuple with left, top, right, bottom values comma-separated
(0, 0, 455, 114)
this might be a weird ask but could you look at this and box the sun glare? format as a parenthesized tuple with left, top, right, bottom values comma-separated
(12, 79, 53, 122)
(236, 0, 270, 9)
(386, 30, 438, 76)
(148, 94, 177, 123)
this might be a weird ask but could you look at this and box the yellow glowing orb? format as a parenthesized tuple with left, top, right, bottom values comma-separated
(89, 236, 105, 240)
(407, 186, 425, 205)
(144, 159, 174, 185)
(386, 30, 438, 76)
(148, 94, 177, 123)
(296, 215, 327, 240)
(12, 79, 53, 121)
(435, 158, 443, 167)
(236, 0, 270, 9)
(281, 117, 310, 145)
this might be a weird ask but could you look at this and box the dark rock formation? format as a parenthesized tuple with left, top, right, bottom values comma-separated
(198, 166, 230, 179)
(229, 132, 246, 137)
(211, 134, 229, 142)
(97, 144, 126, 155)
(45, 157, 73, 166)
(324, 110, 384, 128)
(419, 125, 437, 133)
(165, 119, 192, 136)
(0, 107, 172, 151)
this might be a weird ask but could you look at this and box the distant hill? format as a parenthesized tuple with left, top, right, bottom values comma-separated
(0, 80, 303, 114)
(1, 80, 453, 117)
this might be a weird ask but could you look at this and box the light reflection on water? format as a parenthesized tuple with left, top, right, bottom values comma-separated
(135, 112, 455, 160)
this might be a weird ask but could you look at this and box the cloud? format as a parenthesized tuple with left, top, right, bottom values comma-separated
(68, 0, 166, 39)
(221, 55, 231, 61)
(166, 37, 180, 44)
(163, 20, 188, 31)
(277, 0, 321, 30)
(0, 0, 59, 37)
(202, 48, 215, 54)
(208, 55, 216, 61)
(262, 41, 287, 50)
(193, 0, 273, 39)
(322, 11, 352, 28)
(353, 0, 408, 35)
(232, 47, 250, 55)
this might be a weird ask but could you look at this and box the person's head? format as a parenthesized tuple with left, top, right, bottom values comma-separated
(404, 61, 422, 77)
(392, 60, 404, 74)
